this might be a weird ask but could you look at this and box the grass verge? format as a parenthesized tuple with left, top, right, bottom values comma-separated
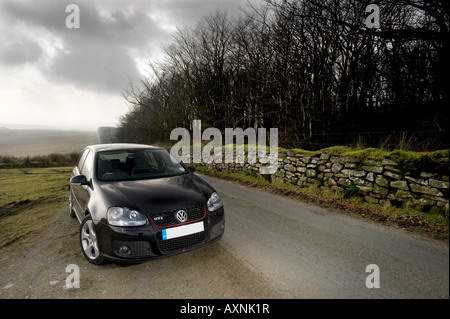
(0, 167, 72, 248)
(193, 165, 449, 242)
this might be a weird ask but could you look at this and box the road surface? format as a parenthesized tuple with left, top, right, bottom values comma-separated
(203, 175, 449, 298)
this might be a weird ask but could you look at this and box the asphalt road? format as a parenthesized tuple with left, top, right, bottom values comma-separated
(200, 174, 449, 298)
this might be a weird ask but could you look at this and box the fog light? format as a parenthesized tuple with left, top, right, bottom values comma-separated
(119, 245, 131, 256)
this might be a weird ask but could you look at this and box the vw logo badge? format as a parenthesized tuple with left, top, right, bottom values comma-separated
(175, 210, 188, 223)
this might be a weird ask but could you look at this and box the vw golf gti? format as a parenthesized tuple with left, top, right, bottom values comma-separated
(69, 143, 225, 264)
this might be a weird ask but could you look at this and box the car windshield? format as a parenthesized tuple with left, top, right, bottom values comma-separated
(97, 149, 187, 181)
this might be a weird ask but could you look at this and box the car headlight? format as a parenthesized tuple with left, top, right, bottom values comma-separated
(207, 192, 223, 212)
(107, 207, 147, 226)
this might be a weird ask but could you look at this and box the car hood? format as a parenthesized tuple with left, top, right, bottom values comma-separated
(97, 174, 212, 214)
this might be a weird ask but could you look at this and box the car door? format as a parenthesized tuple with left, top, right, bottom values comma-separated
(72, 149, 93, 220)
(71, 149, 89, 218)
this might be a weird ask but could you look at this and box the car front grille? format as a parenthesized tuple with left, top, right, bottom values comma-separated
(157, 230, 207, 252)
(148, 205, 205, 228)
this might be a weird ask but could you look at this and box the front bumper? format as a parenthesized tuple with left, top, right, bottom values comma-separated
(94, 207, 225, 263)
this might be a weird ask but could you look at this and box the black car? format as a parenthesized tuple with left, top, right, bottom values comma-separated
(69, 143, 225, 264)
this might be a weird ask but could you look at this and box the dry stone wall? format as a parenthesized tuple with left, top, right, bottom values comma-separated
(199, 149, 449, 216)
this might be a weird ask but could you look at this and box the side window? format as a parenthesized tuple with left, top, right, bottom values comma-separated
(146, 152, 157, 167)
(80, 150, 93, 179)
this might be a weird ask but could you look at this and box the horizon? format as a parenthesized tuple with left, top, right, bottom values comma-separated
(0, 123, 114, 132)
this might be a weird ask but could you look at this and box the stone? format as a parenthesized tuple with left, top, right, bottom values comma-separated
(306, 169, 317, 177)
(409, 183, 443, 197)
(331, 163, 343, 173)
(330, 156, 340, 163)
(352, 178, 372, 187)
(285, 171, 295, 179)
(429, 179, 449, 189)
(415, 198, 437, 206)
(286, 157, 296, 163)
(375, 175, 389, 187)
(284, 164, 296, 173)
(420, 172, 435, 178)
(357, 185, 372, 193)
(384, 165, 402, 173)
(382, 158, 397, 166)
(373, 184, 389, 195)
(405, 176, 428, 186)
(390, 180, 409, 191)
(341, 169, 366, 178)
(362, 165, 383, 174)
(297, 166, 307, 173)
(384, 171, 401, 180)
(338, 178, 352, 187)
(363, 159, 381, 166)
(326, 178, 337, 186)
(366, 172, 374, 182)
(276, 169, 285, 176)
(395, 190, 413, 199)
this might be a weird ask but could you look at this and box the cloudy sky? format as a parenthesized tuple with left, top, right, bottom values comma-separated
(0, 0, 257, 130)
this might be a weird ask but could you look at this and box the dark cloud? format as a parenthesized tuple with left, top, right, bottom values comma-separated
(0, 36, 44, 65)
(155, 0, 250, 24)
(0, 0, 166, 94)
(0, 0, 255, 94)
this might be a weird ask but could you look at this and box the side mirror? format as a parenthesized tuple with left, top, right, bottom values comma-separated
(187, 166, 196, 173)
(70, 175, 89, 186)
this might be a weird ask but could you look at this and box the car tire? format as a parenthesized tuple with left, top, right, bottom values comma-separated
(80, 215, 106, 265)
(68, 190, 76, 218)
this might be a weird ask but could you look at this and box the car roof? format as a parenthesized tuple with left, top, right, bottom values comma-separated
(85, 143, 165, 153)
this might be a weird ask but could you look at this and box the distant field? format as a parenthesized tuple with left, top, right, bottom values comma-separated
(0, 129, 97, 157)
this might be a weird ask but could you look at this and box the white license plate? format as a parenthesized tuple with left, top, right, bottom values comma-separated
(162, 222, 204, 240)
